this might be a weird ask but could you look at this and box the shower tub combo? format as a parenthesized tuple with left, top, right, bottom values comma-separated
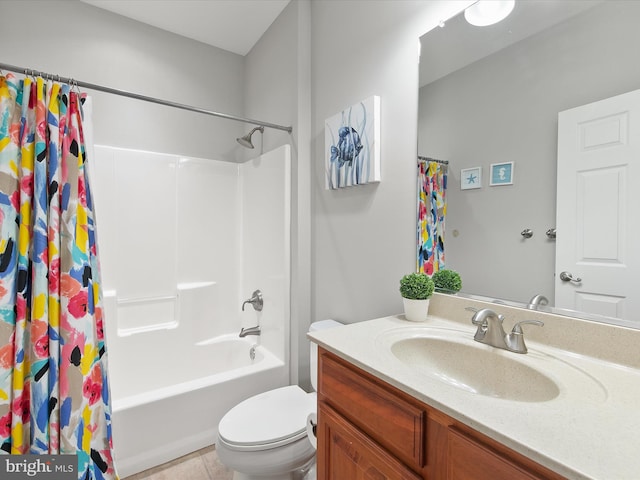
(92, 145, 292, 477)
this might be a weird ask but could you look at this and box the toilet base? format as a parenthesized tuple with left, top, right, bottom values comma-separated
(232, 473, 295, 480)
(217, 432, 315, 480)
(231, 459, 315, 480)
(302, 463, 316, 480)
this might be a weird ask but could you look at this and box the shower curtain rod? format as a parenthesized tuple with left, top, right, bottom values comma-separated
(0, 61, 293, 133)
(418, 155, 449, 165)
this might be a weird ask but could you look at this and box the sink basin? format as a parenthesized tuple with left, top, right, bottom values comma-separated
(390, 335, 560, 402)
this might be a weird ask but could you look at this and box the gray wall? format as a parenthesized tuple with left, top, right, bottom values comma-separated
(418, 1, 640, 305)
(310, 0, 465, 326)
(246, 0, 467, 389)
(244, 0, 312, 387)
(0, 0, 246, 161)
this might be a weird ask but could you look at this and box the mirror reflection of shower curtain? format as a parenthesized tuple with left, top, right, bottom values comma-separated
(0, 73, 118, 479)
(417, 160, 447, 275)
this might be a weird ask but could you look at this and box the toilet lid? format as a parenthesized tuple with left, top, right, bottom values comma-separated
(218, 385, 316, 447)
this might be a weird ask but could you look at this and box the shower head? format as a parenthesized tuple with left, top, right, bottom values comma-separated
(236, 126, 264, 149)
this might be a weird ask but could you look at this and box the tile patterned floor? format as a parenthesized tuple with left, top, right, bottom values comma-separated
(123, 445, 233, 480)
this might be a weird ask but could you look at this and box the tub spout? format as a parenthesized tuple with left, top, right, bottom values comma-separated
(239, 326, 261, 337)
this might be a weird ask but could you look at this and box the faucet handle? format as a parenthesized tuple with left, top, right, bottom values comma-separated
(507, 320, 544, 354)
(470, 308, 505, 326)
(466, 307, 484, 326)
(511, 319, 544, 334)
(242, 289, 264, 311)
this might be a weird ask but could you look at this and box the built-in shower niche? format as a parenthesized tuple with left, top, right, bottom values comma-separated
(91, 144, 291, 477)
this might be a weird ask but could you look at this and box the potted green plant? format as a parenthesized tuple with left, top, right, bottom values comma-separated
(432, 269, 462, 294)
(399, 272, 435, 322)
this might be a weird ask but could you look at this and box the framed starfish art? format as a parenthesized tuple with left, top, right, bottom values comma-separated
(460, 166, 482, 190)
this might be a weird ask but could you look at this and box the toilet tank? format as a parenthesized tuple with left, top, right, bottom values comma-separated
(309, 319, 343, 391)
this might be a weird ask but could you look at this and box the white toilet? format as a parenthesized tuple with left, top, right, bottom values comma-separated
(216, 320, 342, 480)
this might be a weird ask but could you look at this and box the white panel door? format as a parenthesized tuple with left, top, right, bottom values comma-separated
(556, 89, 640, 323)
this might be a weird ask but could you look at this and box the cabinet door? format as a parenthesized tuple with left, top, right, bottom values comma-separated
(448, 428, 550, 480)
(319, 349, 426, 469)
(318, 404, 422, 480)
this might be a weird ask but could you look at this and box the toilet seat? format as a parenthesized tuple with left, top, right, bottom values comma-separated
(218, 385, 316, 452)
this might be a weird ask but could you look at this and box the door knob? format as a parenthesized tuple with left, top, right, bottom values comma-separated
(559, 271, 582, 283)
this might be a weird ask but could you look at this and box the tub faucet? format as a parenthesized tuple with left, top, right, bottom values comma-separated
(242, 290, 263, 311)
(239, 326, 261, 337)
(470, 308, 544, 354)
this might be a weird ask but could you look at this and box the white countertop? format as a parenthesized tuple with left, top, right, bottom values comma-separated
(308, 306, 640, 480)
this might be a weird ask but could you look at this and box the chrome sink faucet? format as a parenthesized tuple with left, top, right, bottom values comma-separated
(469, 308, 543, 354)
(528, 294, 549, 310)
(471, 308, 507, 348)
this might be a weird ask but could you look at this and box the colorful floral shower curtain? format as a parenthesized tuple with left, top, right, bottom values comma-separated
(417, 160, 447, 275)
(0, 73, 118, 479)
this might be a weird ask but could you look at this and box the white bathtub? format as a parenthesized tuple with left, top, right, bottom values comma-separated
(110, 335, 288, 478)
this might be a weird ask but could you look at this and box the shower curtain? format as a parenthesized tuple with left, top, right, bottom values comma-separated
(0, 73, 118, 479)
(417, 160, 447, 275)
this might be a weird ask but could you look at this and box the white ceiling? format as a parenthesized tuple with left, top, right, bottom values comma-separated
(80, 0, 291, 56)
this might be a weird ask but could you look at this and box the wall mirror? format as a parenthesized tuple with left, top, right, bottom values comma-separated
(418, 0, 640, 329)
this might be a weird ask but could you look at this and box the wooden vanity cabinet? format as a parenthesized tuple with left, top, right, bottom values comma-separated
(316, 348, 566, 480)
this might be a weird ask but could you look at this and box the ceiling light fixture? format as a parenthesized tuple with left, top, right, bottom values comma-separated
(464, 0, 515, 27)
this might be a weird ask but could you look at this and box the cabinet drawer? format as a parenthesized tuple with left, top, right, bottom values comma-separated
(448, 428, 553, 480)
(319, 403, 422, 480)
(318, 350, 426, 469)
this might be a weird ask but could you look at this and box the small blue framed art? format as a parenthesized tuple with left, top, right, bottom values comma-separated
(490, 162, 514, 186)
(460, 167, 481, 190)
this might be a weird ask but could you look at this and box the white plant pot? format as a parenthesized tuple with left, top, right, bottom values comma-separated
(402, 297, 431, 322)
